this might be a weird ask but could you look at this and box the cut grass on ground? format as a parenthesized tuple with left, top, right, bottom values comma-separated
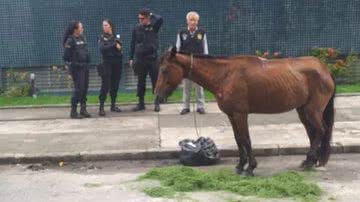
(0, 83, 359, 107)
(139, 166, 322, 202)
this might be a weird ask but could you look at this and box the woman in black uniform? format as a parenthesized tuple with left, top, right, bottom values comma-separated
(98, 19, 123, 116)
(63, 21, 91, 119)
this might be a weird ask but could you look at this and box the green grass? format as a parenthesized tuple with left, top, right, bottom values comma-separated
(0, 89, 215, 107)
(144, 186, 177, 198)
(0, 83, 359, 107)
(336, 83, 360, 93)
(139, 166, 322, 202)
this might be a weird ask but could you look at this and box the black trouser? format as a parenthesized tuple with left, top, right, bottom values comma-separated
(99, 59, 122, 104)
(135, 58, 158, 99)
(70, 64, 89, 106)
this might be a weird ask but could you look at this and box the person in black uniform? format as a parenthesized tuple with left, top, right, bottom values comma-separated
(98, 19, 123, 116)
(63, 21, 91, 119)
(129, 8, 163, 112)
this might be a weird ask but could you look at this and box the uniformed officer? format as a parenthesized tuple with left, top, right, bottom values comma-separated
(63, 21, 91, 119)
(176, 11, 208, 115)
(98, 19, 123, 116)
(129, 8, 163, 112)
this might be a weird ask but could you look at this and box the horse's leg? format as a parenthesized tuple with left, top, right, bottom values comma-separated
(233, 112, 257, 176)
(296, 107, 318, 166)
(301, 106, 325, 169)
(228, 115, 248, 174)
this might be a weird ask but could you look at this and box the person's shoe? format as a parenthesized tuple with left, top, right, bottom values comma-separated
(110, 104, 122, 112)
(154, 104, 161, 112)
(99, 105, 106, 116)
(180, 108, 190, 115)
(80, 104, 92, 118)
(70, 104, 82, 119)
(132, 103, 146, 112)
(196, 108, 206, 115)
(70, 112, 83, 119)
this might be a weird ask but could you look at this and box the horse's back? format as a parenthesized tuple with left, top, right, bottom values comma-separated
(241, 56, 333, 113)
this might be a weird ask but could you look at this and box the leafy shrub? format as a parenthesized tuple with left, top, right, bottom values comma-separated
(309, 47, 359, 77)
(2, 69, 32, 97)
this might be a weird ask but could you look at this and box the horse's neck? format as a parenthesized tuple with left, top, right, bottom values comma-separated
(177, 55, 226, 94)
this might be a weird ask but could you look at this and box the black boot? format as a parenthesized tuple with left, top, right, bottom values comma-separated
(99, 103, 106, 116)
(80, 103, 91, 118)
(111, 102, 122, 112)
(154, 96, 161, 112)
(132, 97, 145, 112)
(70, 104, 82, 119)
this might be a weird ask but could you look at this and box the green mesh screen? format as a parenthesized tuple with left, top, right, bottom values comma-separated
(0, 0, 360, 67)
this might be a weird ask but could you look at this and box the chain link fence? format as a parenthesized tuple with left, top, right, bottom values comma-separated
(0, 0, 360, 92)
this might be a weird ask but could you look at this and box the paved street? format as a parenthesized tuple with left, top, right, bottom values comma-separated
(0, 154, 359, 202)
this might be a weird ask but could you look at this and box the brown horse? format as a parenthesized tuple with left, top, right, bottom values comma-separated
(155, 47, 335, 176)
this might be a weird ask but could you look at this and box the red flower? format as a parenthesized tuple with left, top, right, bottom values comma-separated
(263, 51, 270, 57)
(328, 48, 335, 57)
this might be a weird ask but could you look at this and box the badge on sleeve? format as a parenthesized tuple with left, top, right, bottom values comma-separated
(197, 33, 203, 40)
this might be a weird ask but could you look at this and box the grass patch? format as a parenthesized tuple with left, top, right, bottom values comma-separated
(144, 186, 176, 198)
(0, 89, 215, 107)
(336, 83, 360, 93)
(139, 166, 322, 202)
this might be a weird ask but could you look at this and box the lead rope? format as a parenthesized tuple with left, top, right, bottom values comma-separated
(189, 54, 201, 138)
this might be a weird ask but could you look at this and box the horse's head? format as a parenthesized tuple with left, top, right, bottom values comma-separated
(155, 46, 184, 100)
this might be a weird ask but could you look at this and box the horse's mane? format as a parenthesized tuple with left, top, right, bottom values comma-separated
(177, 51, 259, 60)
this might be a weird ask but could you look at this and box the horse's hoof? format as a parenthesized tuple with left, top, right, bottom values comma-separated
(301, 160, 315, 170)
(240, 170, 254, 177)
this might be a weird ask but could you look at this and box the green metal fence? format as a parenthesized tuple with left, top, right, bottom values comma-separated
(0, 0, 360, 92)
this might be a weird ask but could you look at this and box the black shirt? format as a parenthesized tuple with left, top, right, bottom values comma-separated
(63, 35, 91, 65)
(129, 13, 163, 60)
(99, 33, 123, 62)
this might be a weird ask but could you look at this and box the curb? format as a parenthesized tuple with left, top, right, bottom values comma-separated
(0, 144, 358, 165)
(0, 100, 199, 110)
(335, 93, 360, 97)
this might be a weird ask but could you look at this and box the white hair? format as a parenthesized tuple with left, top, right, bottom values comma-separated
(186, 11, 200, 20)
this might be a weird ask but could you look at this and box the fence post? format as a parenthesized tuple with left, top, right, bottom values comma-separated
(30, 73, 37, 98)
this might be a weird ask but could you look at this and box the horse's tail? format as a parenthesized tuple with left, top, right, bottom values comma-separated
(319, 75, 336, 166)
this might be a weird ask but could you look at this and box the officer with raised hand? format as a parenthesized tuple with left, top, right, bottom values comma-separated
(129, 8, 163, 112)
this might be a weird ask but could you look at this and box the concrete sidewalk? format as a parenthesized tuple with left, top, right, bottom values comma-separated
(1, 96, 360, 164)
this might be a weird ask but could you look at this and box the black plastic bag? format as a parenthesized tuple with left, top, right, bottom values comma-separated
(179, 137, 220, 166)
